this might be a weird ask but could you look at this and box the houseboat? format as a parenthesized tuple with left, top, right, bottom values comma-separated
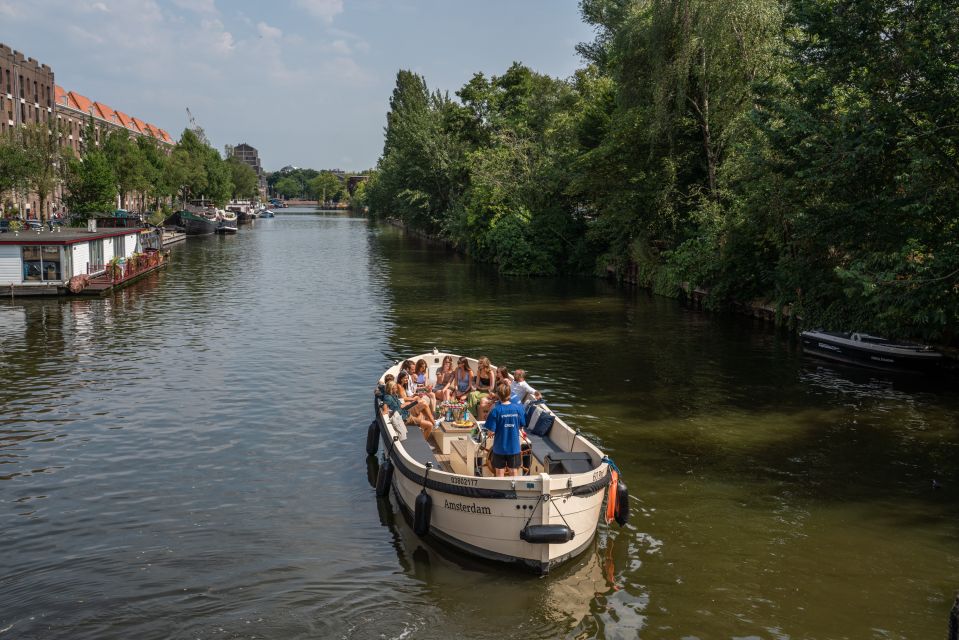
(216, 209, 238, 234)
(368, 351, 629, 574)
(800, 330, 944, 373)
(227, 202, 255, 224)
(179, 209, 218, 235)
(0, 224, 165, 297)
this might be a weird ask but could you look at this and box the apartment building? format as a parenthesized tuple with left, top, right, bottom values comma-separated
(228, 142, 267, 198)
(0, 44, 55, 216)
(0, 42, 176, 219)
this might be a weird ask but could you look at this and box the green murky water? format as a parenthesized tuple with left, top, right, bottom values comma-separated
(1, 210, 957, 639)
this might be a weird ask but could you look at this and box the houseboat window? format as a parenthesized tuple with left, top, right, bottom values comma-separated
(112, 235, 125, 258)
(90, 239, 104, 271)
(41, 246, 61, 280)
(22, 246, 41, 281)
(21, 245, 62, 282)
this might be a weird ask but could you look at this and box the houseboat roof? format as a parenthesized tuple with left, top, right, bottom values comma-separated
(0, 227, 148, 246)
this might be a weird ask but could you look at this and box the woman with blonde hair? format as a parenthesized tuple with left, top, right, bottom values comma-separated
(468, 356, 497, 420)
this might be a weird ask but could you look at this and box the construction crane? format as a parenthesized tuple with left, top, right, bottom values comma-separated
(184, 107, 207, 143)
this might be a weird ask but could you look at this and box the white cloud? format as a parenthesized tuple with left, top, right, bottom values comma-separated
(171, 0, 216, 13)
(295, 0, 343, 23)
(328, 39, 351, 55)
(256, 21, 282, 40)
(200, 18, 235, 55)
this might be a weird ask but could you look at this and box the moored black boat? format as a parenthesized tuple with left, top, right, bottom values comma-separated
(800, 330, 943, 373)
(180, 210, 218, 235)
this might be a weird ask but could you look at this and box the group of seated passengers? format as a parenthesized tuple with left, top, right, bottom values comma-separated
(379, 372, 435, 436)
(379, 356, 542, 438)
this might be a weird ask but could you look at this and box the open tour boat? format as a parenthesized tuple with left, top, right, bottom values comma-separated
(366, 350, 628, 574)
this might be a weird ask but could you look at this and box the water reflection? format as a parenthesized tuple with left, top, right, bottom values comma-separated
(371, 490, 624, 637)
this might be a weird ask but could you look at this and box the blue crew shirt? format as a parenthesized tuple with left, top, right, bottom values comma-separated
(485, 401, 526, 456)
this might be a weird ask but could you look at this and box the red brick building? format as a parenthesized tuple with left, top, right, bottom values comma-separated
(1, 42, 174, 219)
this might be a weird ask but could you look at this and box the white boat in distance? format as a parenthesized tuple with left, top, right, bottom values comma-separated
(368, 351, 629, 574)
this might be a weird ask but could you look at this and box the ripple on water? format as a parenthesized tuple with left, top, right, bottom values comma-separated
(2, 214, 959, 639)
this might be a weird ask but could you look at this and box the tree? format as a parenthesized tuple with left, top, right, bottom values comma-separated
(103, 129, 148, 210)
(309, 172, 345, 203)
(0, 134, 29, 215)
(164, 128, 232, 206)
(203, 146, 233, 206)
(274, 176, 301, 199)
(740, 0, 959, 340)
(226, 156, 258, 200)
(63, 151, 117, 215)
(22, 121, 65, 221)
(137, 136, 171, 211)
(167, 129, 208, 205)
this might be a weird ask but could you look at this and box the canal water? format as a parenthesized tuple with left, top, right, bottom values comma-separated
(1, 209, 958, 639)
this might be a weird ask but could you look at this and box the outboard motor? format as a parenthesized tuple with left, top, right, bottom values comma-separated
(366, 420, 379, 455)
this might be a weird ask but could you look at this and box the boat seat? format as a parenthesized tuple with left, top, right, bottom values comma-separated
(543, 451, 593, 475)
(398, 430, 438, 466)
(526, 433, 564, 464)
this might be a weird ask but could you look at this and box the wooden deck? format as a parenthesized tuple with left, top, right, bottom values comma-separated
(80, 252, 168, 294)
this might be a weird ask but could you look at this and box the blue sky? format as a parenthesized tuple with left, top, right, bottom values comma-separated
(1, 0, 595, 171)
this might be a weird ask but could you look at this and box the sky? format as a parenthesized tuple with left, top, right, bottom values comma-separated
(0, 0, 596, 172)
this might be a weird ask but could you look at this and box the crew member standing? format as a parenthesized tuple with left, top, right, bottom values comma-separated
(485, 382, 526, 477)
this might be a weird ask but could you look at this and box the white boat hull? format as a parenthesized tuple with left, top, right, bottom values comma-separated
(373, 352, 615, 574)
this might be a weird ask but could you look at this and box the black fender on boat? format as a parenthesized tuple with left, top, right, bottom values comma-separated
(413, 490, 432, 536)
(520, 524, 575, 544)
(375, 459, 394, 498)
(365, 420, 380, 455)
(365, 455, 379, 489)
(614, 480, 629, 527)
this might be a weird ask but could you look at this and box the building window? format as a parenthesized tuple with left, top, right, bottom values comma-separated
(22, 245, 62, 282)
(90, 239, 104, 270)
(112, 235, 125, 258)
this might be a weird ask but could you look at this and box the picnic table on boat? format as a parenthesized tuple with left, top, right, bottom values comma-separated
(434, 419, 476, 454)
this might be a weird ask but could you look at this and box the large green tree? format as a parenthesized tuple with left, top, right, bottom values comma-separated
(103, 129, 148, 210)
(309, 172, 345, 203)
(0, 133, 30, 214)
(273, 176, 301, 199)
(22, 121, 66, 221)
(63, 151, 117, 215)
(740, 0, 959, 340)
(226, 156, 258, 200)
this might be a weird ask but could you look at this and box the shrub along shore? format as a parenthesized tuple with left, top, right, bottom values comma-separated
(365, 1, 959, 346)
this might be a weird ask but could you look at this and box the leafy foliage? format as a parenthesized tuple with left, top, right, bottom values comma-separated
(63, 151, 117, 214)
(366, 0, 958, 343)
